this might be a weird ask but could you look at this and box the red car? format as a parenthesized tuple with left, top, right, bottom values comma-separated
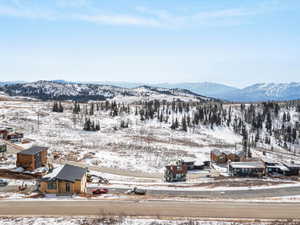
(92, 188, 108, 195)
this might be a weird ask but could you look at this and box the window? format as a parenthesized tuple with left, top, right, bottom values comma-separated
(47, 181, 57, 190)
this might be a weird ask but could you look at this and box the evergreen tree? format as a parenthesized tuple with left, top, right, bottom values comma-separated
(89, 103, 94, 116)
(52, 102, 58, 112)
(182, 116, 187, 132)
(58, 102, 64, 112)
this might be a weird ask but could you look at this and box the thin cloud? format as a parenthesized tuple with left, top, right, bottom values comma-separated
(77, 14, 162, 27)
(0, 0, 296, 28)
(55, 0, 91, 9)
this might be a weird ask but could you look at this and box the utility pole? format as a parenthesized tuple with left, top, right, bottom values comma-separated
(37, 111, 40, 132)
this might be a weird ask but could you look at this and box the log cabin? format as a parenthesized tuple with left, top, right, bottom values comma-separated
(39, 164, 87, 194)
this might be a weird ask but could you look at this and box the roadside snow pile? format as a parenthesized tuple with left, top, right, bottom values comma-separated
(0, 217, 281, 225)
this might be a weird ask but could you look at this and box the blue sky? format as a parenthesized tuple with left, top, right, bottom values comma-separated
(0, 0, 300, 87)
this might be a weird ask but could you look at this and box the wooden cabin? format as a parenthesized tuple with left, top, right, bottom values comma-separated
(211, 150, 227, 164)
(228, 161, 265, 177)
(16, 146, 48, 171)
(39, 164, 87, 194)
(226, 153, 240, 162)
(164, 160, 188, 182)
(211, 150, 245, 164)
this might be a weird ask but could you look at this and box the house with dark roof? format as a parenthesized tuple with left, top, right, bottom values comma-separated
(16, 146, 48, 171)
(39, 164, 87, 194)
(228, 161, 265, 177)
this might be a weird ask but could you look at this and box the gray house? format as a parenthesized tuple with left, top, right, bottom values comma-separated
(228, 161, 265, 177)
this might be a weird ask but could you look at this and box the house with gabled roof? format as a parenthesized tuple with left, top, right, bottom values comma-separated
(16, 146, 48, 171)
(39, 164, 87, 194)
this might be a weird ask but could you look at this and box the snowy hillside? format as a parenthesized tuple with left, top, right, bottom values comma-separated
(221, 82, 300, 102)
(0, 80, 217, 102)
(1, 96, 300, 175)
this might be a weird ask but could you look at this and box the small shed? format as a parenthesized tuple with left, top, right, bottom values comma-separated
(16, 146, 48, 171)
(228, 161, 265, 177)
(39, 164, 87, 194)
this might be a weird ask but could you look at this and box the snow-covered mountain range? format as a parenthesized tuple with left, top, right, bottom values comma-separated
(1, 80, 300, 102)
(0, 80, 215, 102)
(80, 81, 300, 102)
(220, 83, 300, 102)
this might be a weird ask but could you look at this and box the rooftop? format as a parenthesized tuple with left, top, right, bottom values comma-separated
(267, 163, 290, 171)
(230, 161, 265, 169)
(43, 164, 87, 183)
(19, 146, 48, 155)
(182, 157, 196, 163)
(211, 149, 222, 156)
(284, 162, 300, 168)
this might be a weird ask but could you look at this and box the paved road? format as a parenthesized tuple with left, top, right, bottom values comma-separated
(1, 184, 300, 199)
(0, 200, 300, 219)
(89, 186, 300, 199)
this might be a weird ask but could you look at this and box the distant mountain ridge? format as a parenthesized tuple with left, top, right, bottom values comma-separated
(0, 80, 215, 102)
(222, 82, 300, 102)
(93, 81, 300, 102)
(1, 80, 300, 102)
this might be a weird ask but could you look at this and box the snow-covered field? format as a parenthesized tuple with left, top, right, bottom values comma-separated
(0, 100, 241, 174)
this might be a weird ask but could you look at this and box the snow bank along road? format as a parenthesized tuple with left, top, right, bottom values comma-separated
(1, 200, 300, 219)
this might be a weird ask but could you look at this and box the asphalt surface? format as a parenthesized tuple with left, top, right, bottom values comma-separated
(94, 186, 300, 199)
(1, 183, 300, 199)
(0, 200, 300, 219)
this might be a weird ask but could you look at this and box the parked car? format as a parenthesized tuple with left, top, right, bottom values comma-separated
(0, 179, 8, 187)
(125, 187, 146, 195)
(92, 188, 108, 195)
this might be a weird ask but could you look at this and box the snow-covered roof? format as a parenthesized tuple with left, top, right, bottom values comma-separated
(284, 162, 300, 168)
(266, 163, 290, 171)
(230, 161, 265, 169)
(42, 165, 64, 180)
(19, 146, 48, 155)
(42, 164, 87, 183)
(182, 157, 196, 163)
